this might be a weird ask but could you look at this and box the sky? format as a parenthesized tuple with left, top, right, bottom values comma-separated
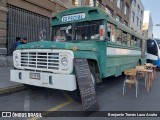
(141, 0, 160, 38)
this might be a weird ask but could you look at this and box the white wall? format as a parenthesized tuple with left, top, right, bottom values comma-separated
(143, 11, 153, 38)
(129, 0, 144, 36)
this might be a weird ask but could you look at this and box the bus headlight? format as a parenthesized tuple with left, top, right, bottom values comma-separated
(61, 56, 68, 66)
(13, 52, 20, 67)
(15, 54, 19, 62)
(60, 55, 69, 70)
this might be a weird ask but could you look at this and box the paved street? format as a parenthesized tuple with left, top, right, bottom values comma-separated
(0, 68, 21, 88)
(0, 69, 160, 120)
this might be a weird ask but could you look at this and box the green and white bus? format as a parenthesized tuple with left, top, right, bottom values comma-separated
(11, 7, 145, 101)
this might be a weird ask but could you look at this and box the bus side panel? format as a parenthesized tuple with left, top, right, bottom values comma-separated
(151, 59, 160, 67)
(104, 55, 140, 77)
(97, 41, 107, 78)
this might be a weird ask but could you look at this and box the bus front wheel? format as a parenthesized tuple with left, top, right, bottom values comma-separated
(69, 68, 96, 103)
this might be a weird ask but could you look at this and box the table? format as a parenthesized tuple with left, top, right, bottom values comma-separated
(145, 64, 156, 80)
(135, 68, 153, 93)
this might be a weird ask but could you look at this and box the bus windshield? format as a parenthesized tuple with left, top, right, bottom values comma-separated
(156, 39, 160, 49)
(52, 20, 103, 42)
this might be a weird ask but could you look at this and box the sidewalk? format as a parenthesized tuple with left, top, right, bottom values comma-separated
(0, 67, 26, 95)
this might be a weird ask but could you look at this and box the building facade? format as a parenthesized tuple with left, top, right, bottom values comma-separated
(0, 0, 8, 67)
(0, 0, 72, 67)
(104, 0, 132, 26)
(129, 0, 144, 36)
(72, 0, 132, 27)
(142, 11, 153, 38)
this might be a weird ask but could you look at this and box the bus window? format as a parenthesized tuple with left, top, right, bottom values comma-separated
(117, 29, 122, 44)
(53, 24, 72, 42)
(52, 20, 104, 41)
(156, 39, 160, 49)
(140, 39, 142, 48)
(137, 38, 140, 47)
(107, 23, 111, 41)
(123, 32, 127, 45)
(147, 40, 158, 56)
(75, 21, 101, 40)
(107, 23, 116, 42)
(131, 36, 135, 46)
(127, 34, 131, 46)
(135, 37, 138, 47)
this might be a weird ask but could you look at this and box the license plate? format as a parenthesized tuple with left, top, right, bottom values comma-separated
(30, 73, 40, 80)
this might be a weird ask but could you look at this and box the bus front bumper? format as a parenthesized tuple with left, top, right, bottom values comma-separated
(10, 69, 77, 91)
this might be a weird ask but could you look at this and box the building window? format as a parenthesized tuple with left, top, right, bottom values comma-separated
(105, 7, 113, 16)
(132, 11, 135, 22)
(137, 4, 140, 12)
(132, 0, 136, 7)
(96, 0, 102, 7)
(124, 4, 128, 15)
(116, 15, 121, 22)
(72, 0, 78, 6)
(117, 0, 121, 9)
(141, 10, 143, 17)
(124, 21, 128, 26)
(136, 17, 139, 27)
(90, 0, 94, 6)
(140, 21, 142, 29)
(110, 0, 114, 3)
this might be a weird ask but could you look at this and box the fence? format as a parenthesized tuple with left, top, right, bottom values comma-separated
(7, 5, 50, 55)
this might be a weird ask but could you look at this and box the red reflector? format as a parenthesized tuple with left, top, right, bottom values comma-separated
(100, 29, 103, 36)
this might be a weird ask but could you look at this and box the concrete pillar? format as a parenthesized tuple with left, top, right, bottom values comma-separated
(0, 0, 8, 67)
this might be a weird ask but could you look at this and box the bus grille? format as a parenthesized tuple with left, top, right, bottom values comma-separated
(13, 49, 74, 74)
(21, 52, 59, 70)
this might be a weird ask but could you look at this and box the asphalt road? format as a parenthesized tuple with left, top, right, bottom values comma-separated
(1, 70, 160, 120)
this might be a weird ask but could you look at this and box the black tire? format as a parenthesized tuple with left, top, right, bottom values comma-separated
(147, 59, 152, 63)
(69, 67, 96, 103)
(138, 59, 142, 65)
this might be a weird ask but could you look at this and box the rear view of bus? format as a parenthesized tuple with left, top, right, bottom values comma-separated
(146, 38, 160, 67)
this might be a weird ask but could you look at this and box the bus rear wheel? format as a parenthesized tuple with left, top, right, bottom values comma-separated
(147, 59, 152, 63)
(138, 59, 142, 65)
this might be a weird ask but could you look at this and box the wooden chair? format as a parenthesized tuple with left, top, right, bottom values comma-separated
(146, 63, 153, 66)
(136, 65, 147, 85)
(123, 69, 138, 98)
(145, 63, 155, 80)
(136, 65, 146, 76)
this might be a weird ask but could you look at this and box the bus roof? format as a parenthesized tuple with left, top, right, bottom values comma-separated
(51, 6, 107, 26)
(51, 6, 143, 39)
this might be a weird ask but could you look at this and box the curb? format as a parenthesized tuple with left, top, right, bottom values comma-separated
(0, 85, 27, 96)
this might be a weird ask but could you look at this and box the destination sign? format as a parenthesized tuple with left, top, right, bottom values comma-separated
(62, 13, 85, 22)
